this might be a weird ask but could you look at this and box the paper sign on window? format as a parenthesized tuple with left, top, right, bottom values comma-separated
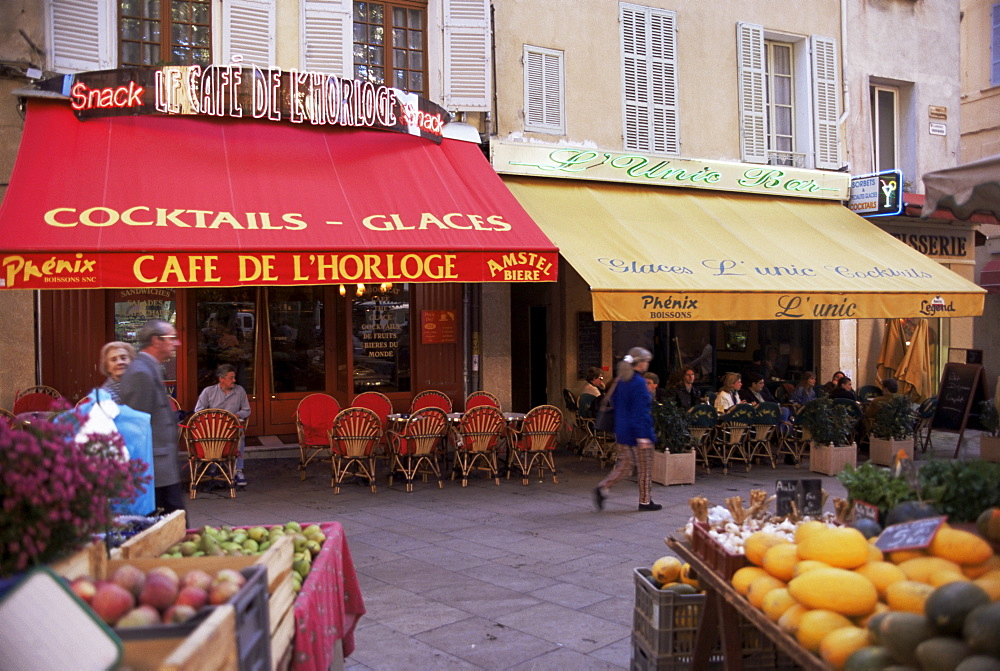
(421, 310, 457, 344)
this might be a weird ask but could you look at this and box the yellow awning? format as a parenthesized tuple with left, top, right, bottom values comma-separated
(503, 176, 985, 322)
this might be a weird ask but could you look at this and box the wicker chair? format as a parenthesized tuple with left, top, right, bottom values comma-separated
(507, 404, 562, 486)
(451, 405, 506, 487)
(182, 408, 244, 499)
(387, 407, 449, 492)
(687, 404, 719, 473)
(329, 407, 382, 494)
(410, 389, 453, 414)
(465, 391, 501, 411)
(352, 391, 394, 464)
(0, 408, 15, 428)
(746, 402, 781, 469)
(295, 393, 342, 480)
(712, 404, 756, 474)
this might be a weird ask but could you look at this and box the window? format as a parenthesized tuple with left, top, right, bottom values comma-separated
(353, 0, 427, 95)
(118, 0, 212, 67)
(352, 284, 411, 393)
(992, 3, 1000, 87)
(738, 23, 840, 169)
(620, 3, 679, 154)
(523, 45, 565, 134)
(870, 85, 898, 172)
(765, 41, 795, 164)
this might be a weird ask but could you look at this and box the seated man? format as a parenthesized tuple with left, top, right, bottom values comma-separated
(669, 366, 705, 410)
(577, 367, 606, 419)
(864, 378, 899, 421)
(822, 371, 845, 397)
(194, 363, 252, 488)
(739, 372, 777, 406)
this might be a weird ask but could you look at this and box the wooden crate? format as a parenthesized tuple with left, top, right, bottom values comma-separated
(809, 443, 857, 476)
(50, 540, 107, 581)
(270, 599, 296, 671)
(118, 604, 238, 671)
(112, 511, 188, 560)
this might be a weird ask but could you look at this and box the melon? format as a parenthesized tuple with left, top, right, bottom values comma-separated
(976, 508, 1000, 543)
(885, 501, 939, 527)
(924, 581, 991, 635)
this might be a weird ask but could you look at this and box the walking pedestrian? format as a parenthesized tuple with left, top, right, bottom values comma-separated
(120, 319, 185, 516)
(593, 347, 662, 512)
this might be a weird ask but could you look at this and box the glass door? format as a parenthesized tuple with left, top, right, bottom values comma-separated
(265, 286, 327, 433)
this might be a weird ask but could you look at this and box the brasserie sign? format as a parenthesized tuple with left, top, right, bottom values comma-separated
(40, 64, 450, 143)
(492, 141, 850, 200)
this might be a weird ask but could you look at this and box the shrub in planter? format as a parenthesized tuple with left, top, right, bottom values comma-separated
(977, 400, 1000, 462)
(869, 394, 916, 466)
(651, 400, 693, 453)
(797, 397, 854, 446)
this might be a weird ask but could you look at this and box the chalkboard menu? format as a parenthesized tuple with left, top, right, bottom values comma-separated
(875, 516, 947, 552)
(931, 363, 987, 432)
(577, 312, 602, 373)
(853, 501, 879, 524)
(775, 479, 823, 517)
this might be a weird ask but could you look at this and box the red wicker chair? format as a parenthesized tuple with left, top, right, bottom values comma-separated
(410, 389, 453, 414)
(386, 407, 449, 492)
(451, 405, 506, 487)
(295, 393, 341, 480)
(464, 391, 501, 411)
(507, 405, 562, 486)
(329, 407, 382, 494)
(182, 408, 244, 499)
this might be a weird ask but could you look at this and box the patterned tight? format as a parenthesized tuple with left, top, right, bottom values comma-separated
(598, 444, 652, 505)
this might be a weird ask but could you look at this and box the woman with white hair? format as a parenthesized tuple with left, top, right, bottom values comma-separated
(99, 341, 137, 403)
(593, 347, 661, 512)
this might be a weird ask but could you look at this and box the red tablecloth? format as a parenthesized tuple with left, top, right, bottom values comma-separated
(292, 521, 365, 670)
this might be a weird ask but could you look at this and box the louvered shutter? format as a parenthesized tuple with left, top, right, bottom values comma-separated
(992, 3, 1000, 86)
(444, 0, 490, 110)
(302, 0, 352, 76)
(737, 22, 767, 164)
(224, 0, 275, 68)
(811, 35, 840, 170)
(523, 46, 564, 134)
(49, 0, 113, 72)
(621, 4, 678, 154)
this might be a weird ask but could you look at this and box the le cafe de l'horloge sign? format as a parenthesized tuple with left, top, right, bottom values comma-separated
(43, 63, 450, 143)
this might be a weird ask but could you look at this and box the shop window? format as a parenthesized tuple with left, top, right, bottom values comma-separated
(352, 283, 411, 393)
(620, 3, 679, 154)
(353, 0, 427, 95)
(269, 287, 326, 394)
(113, 288, 178, 387)
(195, 288, 257, 393)
(870, 85, 899, 172)
(118, 0, 212, 67)
(523, 45, 565, 134)
(765, 41, 795, 165)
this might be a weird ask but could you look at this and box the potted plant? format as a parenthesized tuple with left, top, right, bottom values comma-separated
(868, 394, 916, 466)
(650, 400, 696, 485)
(797, 397, 857, 476)
(977, 400, 1000, 462)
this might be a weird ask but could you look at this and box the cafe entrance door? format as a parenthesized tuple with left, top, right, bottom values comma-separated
(194, 286, 331, 436)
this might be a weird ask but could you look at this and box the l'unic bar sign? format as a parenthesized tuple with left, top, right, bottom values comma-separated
(41, 64, 450, 143)
(492, 141, 850, 200)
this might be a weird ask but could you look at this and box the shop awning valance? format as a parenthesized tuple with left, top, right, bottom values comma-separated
(503, 176, 985, 321)
(0, 100, 558, 289)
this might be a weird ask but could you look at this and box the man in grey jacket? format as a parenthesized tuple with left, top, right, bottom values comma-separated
(120, 319, 185, 515)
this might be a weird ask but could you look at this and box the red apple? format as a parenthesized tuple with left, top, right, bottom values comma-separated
(139, 572, 179, 611)
(69, 576, 97, 604)
(211, 568, 245, 589)
(116, 605, 160, 628)
(147, 566, 179, 586)
(110, 564, 146, 599)
(175, 585, 209, 610)
(208, 580, 240, 605)
(91, 582, 135, 625)
(180, 569, 213, 592)
(162, 604, 198, 624)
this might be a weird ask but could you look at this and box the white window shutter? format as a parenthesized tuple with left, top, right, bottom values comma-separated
(523, 45, 564, 134)
(737, 22, 767, 164)
(621, 3, 678, 154)
(224, 0, 275, 68)
(444, 0, 490, 111)
(48, 0, 113, 72)
(811, 35, 841, 170)
(301, 0, 352, 76)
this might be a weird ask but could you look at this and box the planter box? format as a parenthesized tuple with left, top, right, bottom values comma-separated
(869, 437, 914, 467)
(810, 443, 857, 476)
(652, 450, 696, 486)
(981, 435, 1000, 462)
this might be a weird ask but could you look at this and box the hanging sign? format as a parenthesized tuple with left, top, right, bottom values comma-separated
(849, 170, 904, 217)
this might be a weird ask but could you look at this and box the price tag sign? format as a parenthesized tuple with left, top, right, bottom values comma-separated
(853, 500, 880, 524)
(875, 516, 947, 552)
(775, 479, 823, 517)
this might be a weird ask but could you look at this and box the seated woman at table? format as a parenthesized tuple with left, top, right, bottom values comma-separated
(714, 372, 745, 414)
(790, 371, 817, 407)
(738, 372, 776, 406)
(830, 376, 858, 401)
(577, 366, 606, 418)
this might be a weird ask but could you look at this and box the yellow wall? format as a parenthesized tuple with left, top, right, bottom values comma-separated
(960, 0, 1000, 161)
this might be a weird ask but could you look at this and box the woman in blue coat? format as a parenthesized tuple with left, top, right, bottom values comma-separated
(593, 347, 661, 512)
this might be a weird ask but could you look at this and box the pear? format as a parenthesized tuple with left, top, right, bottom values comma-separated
(248, 526, 268, 542)
(285, 521, 303, 533)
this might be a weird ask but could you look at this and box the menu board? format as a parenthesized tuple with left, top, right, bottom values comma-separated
(421, 310, 457, 344)
(931, 363, 986, 432)
(775, 479, 823, 517)
(875, 516, 947, 552)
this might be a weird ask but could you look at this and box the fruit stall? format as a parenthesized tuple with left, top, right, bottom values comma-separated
(637, 472, 1000, 671)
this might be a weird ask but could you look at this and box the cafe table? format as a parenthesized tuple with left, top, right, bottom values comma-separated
(665, 536, 824, 671)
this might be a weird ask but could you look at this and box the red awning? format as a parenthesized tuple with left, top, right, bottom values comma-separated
(980, 257, 1000, 293)
(0, 100, 557, 289)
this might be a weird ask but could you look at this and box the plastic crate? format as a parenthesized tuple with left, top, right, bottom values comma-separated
(690, 522, 749, 579)
(230, 564, 272, 671)
(632, 568, 720, 659)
